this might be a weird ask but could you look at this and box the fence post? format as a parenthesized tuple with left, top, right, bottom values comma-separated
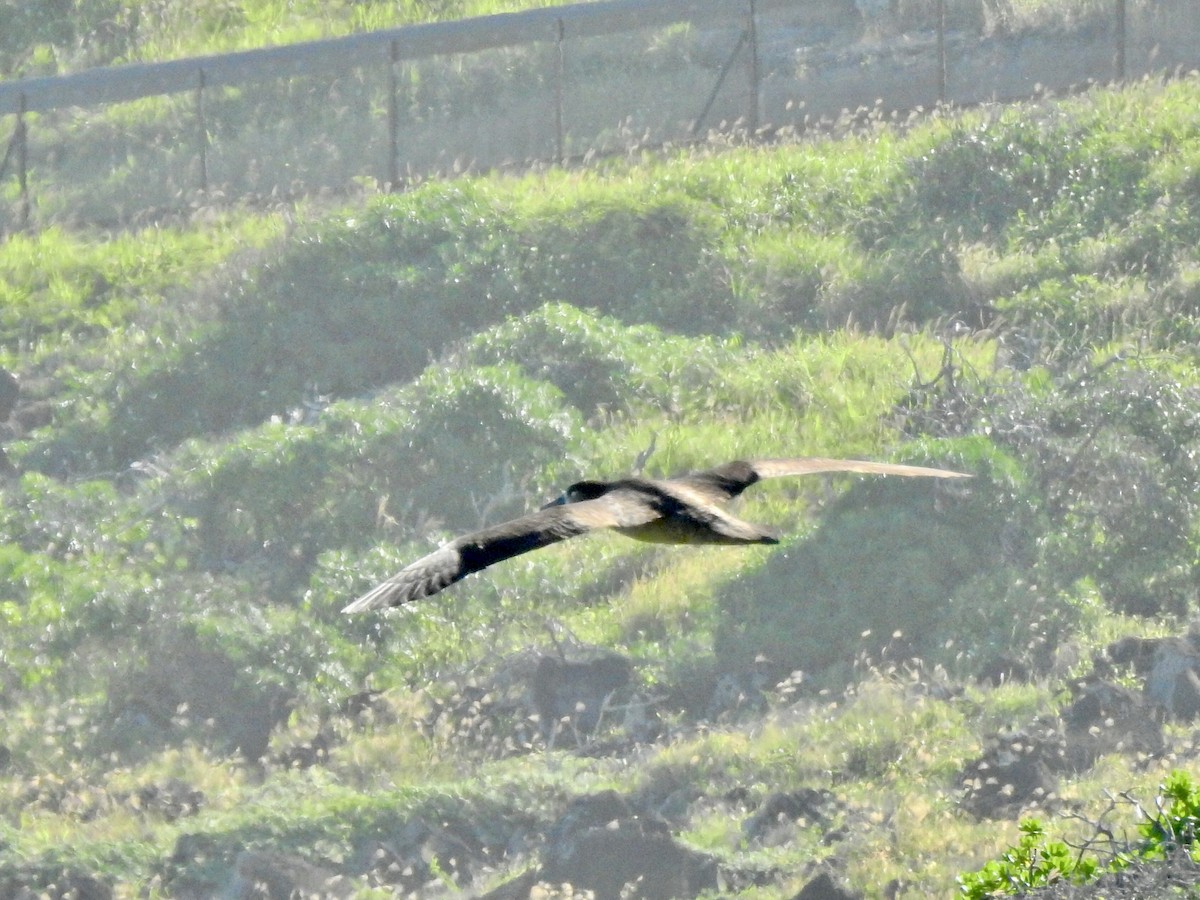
(745, 0, 759, 134)
(1114, 0, 1126, 80)
(554, 18, 565, 165)
(388, 39, 401, 189)
(937, 0, 947, 104)
(196, 68, 208, 195)
(16, 92, 28, 230)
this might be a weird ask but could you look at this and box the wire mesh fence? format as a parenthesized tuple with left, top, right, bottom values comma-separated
(0, 0, 1197, 232)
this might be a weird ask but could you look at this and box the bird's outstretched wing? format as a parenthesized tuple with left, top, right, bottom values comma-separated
(343, 457, 970, 612)
(342, 496, 661, 612)
(670, 457, 969, 503)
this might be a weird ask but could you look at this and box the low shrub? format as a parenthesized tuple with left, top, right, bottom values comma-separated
(959, 770, 1200, 898)
(715, 436, 1032, 680)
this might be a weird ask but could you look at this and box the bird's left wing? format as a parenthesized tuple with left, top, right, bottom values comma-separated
(750, 457, 970, 481)
(671, 457, 969, 502)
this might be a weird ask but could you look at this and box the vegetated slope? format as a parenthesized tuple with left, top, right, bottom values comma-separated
(2, 75, 1200, 897)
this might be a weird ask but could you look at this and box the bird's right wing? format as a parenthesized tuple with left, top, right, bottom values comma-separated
(342, 544, 467, 612)
(342, 499, 654, 612)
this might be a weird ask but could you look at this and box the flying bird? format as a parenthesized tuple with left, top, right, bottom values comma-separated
(342, 457, 968, 613)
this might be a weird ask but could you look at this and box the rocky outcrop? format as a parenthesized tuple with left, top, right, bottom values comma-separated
(532, 652, 631, 742)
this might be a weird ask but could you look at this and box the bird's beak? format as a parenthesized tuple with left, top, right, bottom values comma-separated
(540, 493, 568, 510)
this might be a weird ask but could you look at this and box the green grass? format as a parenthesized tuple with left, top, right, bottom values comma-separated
(0, 214, 284, 354)
(3, 73, 1200, 897)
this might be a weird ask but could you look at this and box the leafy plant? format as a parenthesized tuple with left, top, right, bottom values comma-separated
(1139, 770, 1200, 859)
(960, 771, 1200, 897)
(959, 818, 1099, 898)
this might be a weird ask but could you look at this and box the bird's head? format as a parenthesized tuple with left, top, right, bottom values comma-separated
(542, 480, 610, 508)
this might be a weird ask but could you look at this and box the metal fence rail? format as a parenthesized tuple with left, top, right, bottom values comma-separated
(0, 0, 1196, 231)
(0, 0, 785, 114)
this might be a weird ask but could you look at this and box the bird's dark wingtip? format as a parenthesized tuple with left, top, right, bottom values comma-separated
(342, 582, 398, 614)
(341, 597, 376, 614)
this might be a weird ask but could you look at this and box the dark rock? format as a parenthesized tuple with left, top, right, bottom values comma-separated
(337, 688, 390, 726)
(542, 790, 718, 899)
(545, 820, 717, 899)
(162, 832, 226, 898)
(106, 628, 296, 763)
(0, 369, 18, 480)
(229, 850, 352, 899)
(169, 832, 222, 869)
(959, 727, 1062, 819)
(793, 870, 860, 900)
(1017, 849, 1200, 898)
(475, 867, 542, 900)
(1144, 638, 1200, 722)
(11, 397, 53, 432)
(133, 778, 204, 821)
(422, 680, 535, 756)
(1062, 679, 1162, 768)
(744, 788, 833, 843)
(532, 652, 631, 742)
(0, 368, 17, 422)
(1094, 634, 1200, 723)
(963, 674, 1167, 821)
(274, 728, 335, 770)
(1099, 636, 1161, 677)
(20, 776, 112, 821)
(620, 692, 664, 744)
(706, 669, 771, 720)
(0, 866, 112, 900)
(359, 811, 495, 893)
(547, 790, 642, 841)
(976, 654, 1031, 686)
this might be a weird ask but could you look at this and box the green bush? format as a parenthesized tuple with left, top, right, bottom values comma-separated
(959, 818, 1100, 899)
(904, 356, 1200, 616)
(714, 437, 1032, 679)
(901, 101, 1160, 253)
(996, 273, 1149, 346)
(520, 193, 731, 332)
(456, 301, 735, 416)
(0, 0, 129, 76)
(165, 363, 582, 583)
(960, 771, 1200, 897)
(1139, 770, 1200, 859)
(26, 183, 732, 476)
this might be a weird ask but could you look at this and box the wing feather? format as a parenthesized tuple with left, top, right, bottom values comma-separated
(342, 499, 656, 612)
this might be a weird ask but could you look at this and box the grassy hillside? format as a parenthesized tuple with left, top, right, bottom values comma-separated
(2, 73, 1200, 897)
